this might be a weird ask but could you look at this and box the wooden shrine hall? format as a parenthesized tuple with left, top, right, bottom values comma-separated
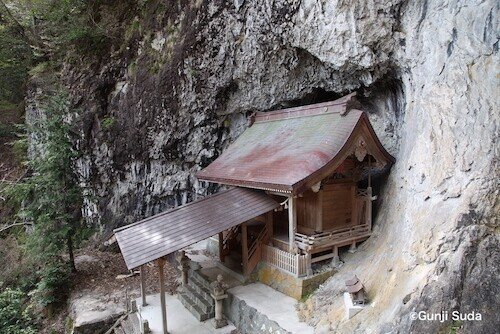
(114, 93, 395, 333)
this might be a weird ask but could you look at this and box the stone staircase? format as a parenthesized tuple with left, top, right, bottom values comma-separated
(178, 268, 215, 321)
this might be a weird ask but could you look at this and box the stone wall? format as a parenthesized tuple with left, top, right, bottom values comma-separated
(253, 263, 333, 300)
(223, 291, 290, 334)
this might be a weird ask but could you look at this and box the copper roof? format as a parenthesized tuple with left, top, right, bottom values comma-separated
(114, 188, 279, 269)
(197, 94, 394, 194)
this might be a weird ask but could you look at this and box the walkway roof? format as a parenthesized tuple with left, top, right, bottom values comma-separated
(197, 93, 395, 195)
(115, 188, 278, 270)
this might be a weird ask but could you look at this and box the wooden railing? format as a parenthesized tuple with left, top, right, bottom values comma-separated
(246, 223, 270, 274)
(295, 224, 371, 250)
(221, 225, 239, 257)
(262, 244, 309, 277)
(293, 188, 374, 251)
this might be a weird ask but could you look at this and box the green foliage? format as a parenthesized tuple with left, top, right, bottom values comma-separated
(0, 287, 36, 334)
(28, 61, 49, 77)
(449, 320, 463, 334)
(32, 262, 70, 308)
(0, 123, 16, 138)
(0, 21, 31, 105)
(100, 116, 115, 130)
(4, 91, 83, 308)
(63, 24, 109, 54)
(124, 17, 140, 41)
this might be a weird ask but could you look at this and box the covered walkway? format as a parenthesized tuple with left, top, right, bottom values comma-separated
(114, 187, 278, 334)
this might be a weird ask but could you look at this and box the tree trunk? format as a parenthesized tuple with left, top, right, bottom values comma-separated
(67, 234, 76, 272)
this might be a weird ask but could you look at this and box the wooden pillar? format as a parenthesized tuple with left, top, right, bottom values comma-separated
(367, 187, 373, 229)
(241, 223, 248, 276)
(368, 155, 372, 188)
(315, 190, 323, 233)
(351, 185, 358, 226)
(218, 232, 225, 262)
(288, 196, 297, 252)
(140, 265, 147, 307)
(157, 258, 168, 334)
(367, 155, 373, 228)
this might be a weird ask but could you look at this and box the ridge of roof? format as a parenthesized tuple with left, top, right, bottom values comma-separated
(254, 92, 357, 123)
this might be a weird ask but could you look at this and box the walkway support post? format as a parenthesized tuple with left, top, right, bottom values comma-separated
(157, 257, 168, 334)
(218, 232, 225, 262)
(242, 223, 248, 276)
(140, 265, 147, 306)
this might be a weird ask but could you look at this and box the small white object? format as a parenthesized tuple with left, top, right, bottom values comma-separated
(343, 292, 364, 319)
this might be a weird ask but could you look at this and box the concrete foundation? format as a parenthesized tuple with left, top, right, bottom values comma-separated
(253, 263, 334, 300)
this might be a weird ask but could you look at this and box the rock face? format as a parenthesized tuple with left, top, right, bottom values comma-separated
(26, 0, 498, 332)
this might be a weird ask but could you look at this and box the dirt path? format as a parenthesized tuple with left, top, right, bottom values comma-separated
(41, 246, 179, 333)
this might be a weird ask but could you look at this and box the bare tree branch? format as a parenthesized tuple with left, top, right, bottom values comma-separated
(0, 222, 33, 233)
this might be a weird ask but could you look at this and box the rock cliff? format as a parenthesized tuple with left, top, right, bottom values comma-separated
(26, 0, 499, 333)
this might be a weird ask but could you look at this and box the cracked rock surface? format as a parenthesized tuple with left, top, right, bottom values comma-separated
(25, 0, 499, 333)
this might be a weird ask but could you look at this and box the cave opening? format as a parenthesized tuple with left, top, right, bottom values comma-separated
(268, 87, 345, 111)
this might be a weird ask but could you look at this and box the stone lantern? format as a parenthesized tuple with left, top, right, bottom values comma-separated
(345, 275, 366, 305)
(176, 250, 190, 287)
(210, 274, 229, 328)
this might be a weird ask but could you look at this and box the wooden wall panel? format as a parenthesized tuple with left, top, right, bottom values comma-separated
(297, 190, 319, 234)
(322, 183, 355, 231)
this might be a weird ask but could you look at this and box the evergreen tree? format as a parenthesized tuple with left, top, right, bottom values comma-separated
(6, 92, 82, 308)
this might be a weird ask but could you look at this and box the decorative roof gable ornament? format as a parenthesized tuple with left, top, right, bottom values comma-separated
(354, 138, 368, 162)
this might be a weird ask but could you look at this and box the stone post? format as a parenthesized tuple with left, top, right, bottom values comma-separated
(142, 319, 151, 333)
(306, 252, 313, 277)
(210, 274, 229, 328)
(331, 246, 342, 268)
(348, 242, 357, 253)
(176, 250, 190, 288)
(129, 299, 138, 313)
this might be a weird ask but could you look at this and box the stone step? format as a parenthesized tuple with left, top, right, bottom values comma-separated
(189, 269, 211, 290)
(179, 292, 214, 322)
(183, 284, 214, 313)
(188, 275, 213, 301)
